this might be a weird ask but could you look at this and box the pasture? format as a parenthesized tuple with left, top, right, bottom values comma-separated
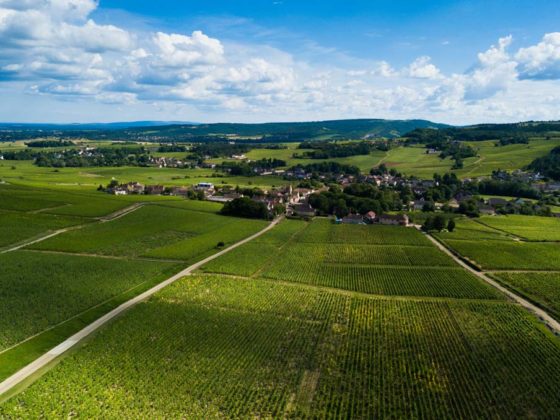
(2, 275, 559, 418)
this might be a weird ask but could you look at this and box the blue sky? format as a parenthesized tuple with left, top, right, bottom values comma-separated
(1, 0, 560, 123)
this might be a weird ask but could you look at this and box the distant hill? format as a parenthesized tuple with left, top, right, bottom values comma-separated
(0, 118, 448, 142)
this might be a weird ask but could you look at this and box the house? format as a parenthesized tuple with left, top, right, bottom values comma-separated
(145, 185, 164, 195)
(478, 204, 496, 216)
(488, 197, 508, 207)
(342, 214, 365, 225)
(124, 182, 144, 194)
(413, 198, 427, 211)
(364, 211, 377, 223)
(195, 182, 215, 193)
(291, 203, 315, 218)
(378, 214, 409, 226)
(170, 186, 190, 196)
(448, 198, 460, 209)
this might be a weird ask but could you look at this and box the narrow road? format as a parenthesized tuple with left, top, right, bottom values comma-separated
(0, 217, 282, 399)
(422, 231, 560, 335)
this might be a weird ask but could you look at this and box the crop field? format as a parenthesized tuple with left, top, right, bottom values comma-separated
(492, 272, 560, 320)
(443, 239, 560, 270)
(0, 211, 84, 249)
(477, 215, 560, 241)
(202, 218, 500, 299)
(0, 183, 141, 217)
(435, 218, 511, 241)
(3, 275, 560, 418)
(30, 204, 267, 262)
(0, 251, 178, 351)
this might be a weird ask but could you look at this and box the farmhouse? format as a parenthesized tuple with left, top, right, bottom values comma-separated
(378, 214, 409, 226)
(145, 185, 164, 195)
(291, 203, 316, 218)
(195, 182, 215, 193)
(364, 211, 377, 223)
(342, 214, 365, 225)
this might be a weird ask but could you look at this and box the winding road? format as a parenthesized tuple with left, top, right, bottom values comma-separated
(0, 216, 282, 399)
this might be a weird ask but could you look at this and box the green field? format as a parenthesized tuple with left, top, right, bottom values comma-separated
(477, 215, 560, 241)
(0, 211, 84, 249)
(202, 218, 501, 299)
(0, 251, 178, 351)
(3, 275, 559, 418)
(29, 203, 268, 262)
(0, 161, 286, 190)
(492, 272, 560, 320)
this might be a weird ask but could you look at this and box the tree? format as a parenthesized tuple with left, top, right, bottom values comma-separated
(433, 215, 447, 232)
(447, 218, 456, 232)
(422, 216, 434, 232)
(422, 201, 436, 212)
(220, 197, 269, 219)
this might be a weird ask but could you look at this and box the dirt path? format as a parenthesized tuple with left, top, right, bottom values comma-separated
(0, 217, 282, 399)
(98, 202, 145, 222)
(422, 230, 560, 335)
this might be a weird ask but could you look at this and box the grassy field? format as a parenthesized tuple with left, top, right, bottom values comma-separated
(0, 161, 285, 190)
(2, 275, 560, 418)
(492, 272, 560, 320)
(30, 203, 268, 262)
(0, 251, 178, 352)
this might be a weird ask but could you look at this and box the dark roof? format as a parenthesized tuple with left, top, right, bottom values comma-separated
(379, 214, 408, 221)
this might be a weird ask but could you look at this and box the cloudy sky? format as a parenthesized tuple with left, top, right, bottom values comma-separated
(1, 0, 560, 124)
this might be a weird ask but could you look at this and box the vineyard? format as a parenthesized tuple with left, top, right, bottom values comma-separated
(3, 275, 560, 418)
(0, 251, 178, 351)
(30, 204, 267, 262)
(0, 211, 85, 249)
(492, 272, 560, 320)
(203, 219, 500, 299)
(443, 239, 560, 270)
(477, 215, 560, 241)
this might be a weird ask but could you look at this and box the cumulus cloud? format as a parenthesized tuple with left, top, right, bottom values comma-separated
(406, 56, 442, 79)
(1, 1, 560, 124)
(516, 32, 560, 80)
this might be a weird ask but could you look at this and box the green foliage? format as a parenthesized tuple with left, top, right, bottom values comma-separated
(493, 272, 560, 320)
(31, 204, 267, 261)
(478, 215, 560, 241)
(3, 275, 560, 418)
(0, 251, 176, 351)
(528, 146, 560, 180)
(220, 197, 269, 219)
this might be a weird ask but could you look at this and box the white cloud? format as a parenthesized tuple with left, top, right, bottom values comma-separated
(516, 32, 560, 80)
(406, 56, 442, 79)
(1, 2, 560, 124)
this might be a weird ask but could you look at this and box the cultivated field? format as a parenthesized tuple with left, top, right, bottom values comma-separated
(477, 215, 560, 241)
(3, 275, 559, 418)
(204, 218, 501, 299)
(30, 203, 268, 262)
(0, 251, 178, 352)
(491, 272, 560, 321)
